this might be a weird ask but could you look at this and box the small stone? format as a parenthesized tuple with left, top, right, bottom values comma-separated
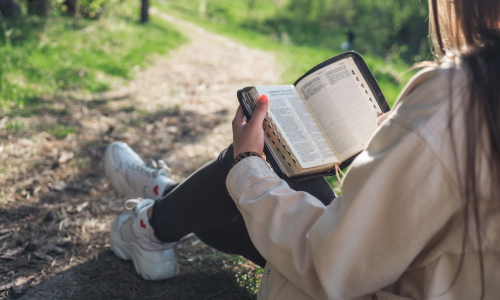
(25, 186, 34, 194)
(49, 246, 64, 255)
(32, 252, 53, 262)
(43, 211, 58, 222)
(25, 242, 37, 252)
(16, 237, 25, 246)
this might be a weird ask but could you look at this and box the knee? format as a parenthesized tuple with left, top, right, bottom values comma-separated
(217, 144, 234, 164)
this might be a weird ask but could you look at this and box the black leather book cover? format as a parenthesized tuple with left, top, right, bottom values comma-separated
(236, 51, 390, 183)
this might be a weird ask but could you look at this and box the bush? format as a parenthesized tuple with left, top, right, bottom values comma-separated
(167, 0, 429, 63)
(79, 0, 107, 18)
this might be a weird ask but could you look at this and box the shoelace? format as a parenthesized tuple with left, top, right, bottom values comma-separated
(130, 159, 172, 178)
(152, 159, 172, 177)
(125, 198, 143, 210)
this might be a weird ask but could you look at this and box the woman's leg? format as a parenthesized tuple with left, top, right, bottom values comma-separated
(195, 215, 267, 267)
(149, 144, 336, 266)
(149, 145, 240, 242)
(194, 176, 336, 268)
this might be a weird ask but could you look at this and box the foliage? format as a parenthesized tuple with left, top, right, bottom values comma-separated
(161, 1, 415, 107)
(79, 0, 107, 18)
(0, 0, 185, 107)
(272, 0, 430, 61)
(166, 0, 429, 63)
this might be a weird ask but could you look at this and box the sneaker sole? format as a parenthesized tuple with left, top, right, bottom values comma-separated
(110, 228, 179, 280)
(103, 144, 140, 199)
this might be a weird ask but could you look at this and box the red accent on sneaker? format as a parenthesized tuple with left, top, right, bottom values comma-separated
(140, 219, 147, 229)
(153, 185, 159, 196)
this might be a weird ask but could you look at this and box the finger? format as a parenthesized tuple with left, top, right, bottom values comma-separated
(232, 106, 246, 129)
(248, 94, 269, 127)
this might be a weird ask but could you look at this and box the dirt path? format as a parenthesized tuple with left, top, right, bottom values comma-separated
(0, 12, 281, 299)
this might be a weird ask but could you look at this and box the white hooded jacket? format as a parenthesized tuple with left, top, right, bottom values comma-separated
(226, 64, 500, 300)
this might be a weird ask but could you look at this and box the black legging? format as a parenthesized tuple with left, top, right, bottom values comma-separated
(149, 144, 336, 268)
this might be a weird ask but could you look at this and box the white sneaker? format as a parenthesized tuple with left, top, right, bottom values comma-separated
(110, 198, 180, 280)
(104, 142, 176, 200)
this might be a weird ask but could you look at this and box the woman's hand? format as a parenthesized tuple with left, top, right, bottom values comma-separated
(232, 94, 269, 159)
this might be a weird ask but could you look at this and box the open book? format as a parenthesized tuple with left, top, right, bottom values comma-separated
(237, 52, 390, 182)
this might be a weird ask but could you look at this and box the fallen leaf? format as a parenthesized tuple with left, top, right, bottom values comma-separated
(48, 181, 66, 192)
(0, 283, 14, 292)
(0, 232, 13, 241)
(11, 277, 34, 298)
(49, 246, 64, 255)
(0, 229, 12, 235)
(32, 252, 53, 262)
(0, 247, 24, 260)
(14, 277, 31, 286)
(58, 151, 74, 164)
(76, 201, 89, 212)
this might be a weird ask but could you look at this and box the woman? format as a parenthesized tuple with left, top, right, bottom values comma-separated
(104, 0, 500, 298)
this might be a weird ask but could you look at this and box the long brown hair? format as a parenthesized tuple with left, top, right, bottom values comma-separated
(428, 0, 500, 298)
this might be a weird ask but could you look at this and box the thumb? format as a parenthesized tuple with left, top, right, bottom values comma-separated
(249, 94, 269, 126)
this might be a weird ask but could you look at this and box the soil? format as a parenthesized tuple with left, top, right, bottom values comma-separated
(0, 12, 281, 299)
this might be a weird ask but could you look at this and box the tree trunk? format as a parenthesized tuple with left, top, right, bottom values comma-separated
(27, 0, 48, 16)
(63, 0, 77, 16)
(140, 0, 148, 23)
(0, 0, 21, 18)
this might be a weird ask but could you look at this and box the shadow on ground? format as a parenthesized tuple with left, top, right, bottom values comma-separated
(0, 94, 259, 299)
(17, 235, 259, 300)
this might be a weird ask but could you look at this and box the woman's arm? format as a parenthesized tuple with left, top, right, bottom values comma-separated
(228, 115, 461, 300)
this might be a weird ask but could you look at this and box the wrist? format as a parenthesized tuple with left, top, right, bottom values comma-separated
(233, 147, 263, 160)
(232, 151, 264, 168)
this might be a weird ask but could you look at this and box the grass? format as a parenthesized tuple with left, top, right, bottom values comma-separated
(159, 1, 415, 107)
(0, 0, 186, 108)
(46, 123, 76, 137)
(4, 120, 25, 131)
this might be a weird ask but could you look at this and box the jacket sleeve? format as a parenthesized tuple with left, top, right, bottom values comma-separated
(226, 111, 461, 299)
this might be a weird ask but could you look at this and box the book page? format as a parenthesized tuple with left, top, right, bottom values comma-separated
(295, 57, 382, 161)
(255, 86, 339, 169)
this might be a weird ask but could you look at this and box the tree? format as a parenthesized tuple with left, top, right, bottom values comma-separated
(0, 0, 21, 18)
(141, 0, 148, 23)
(27, 0, 48, 16)
(63, 0, 77, 16)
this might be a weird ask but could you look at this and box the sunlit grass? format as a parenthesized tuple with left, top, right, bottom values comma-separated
(159, 1, 415, 107)
(0, 0, 186, 107)
(4, 120, 25, 131)
(45, 123, 76, 137)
